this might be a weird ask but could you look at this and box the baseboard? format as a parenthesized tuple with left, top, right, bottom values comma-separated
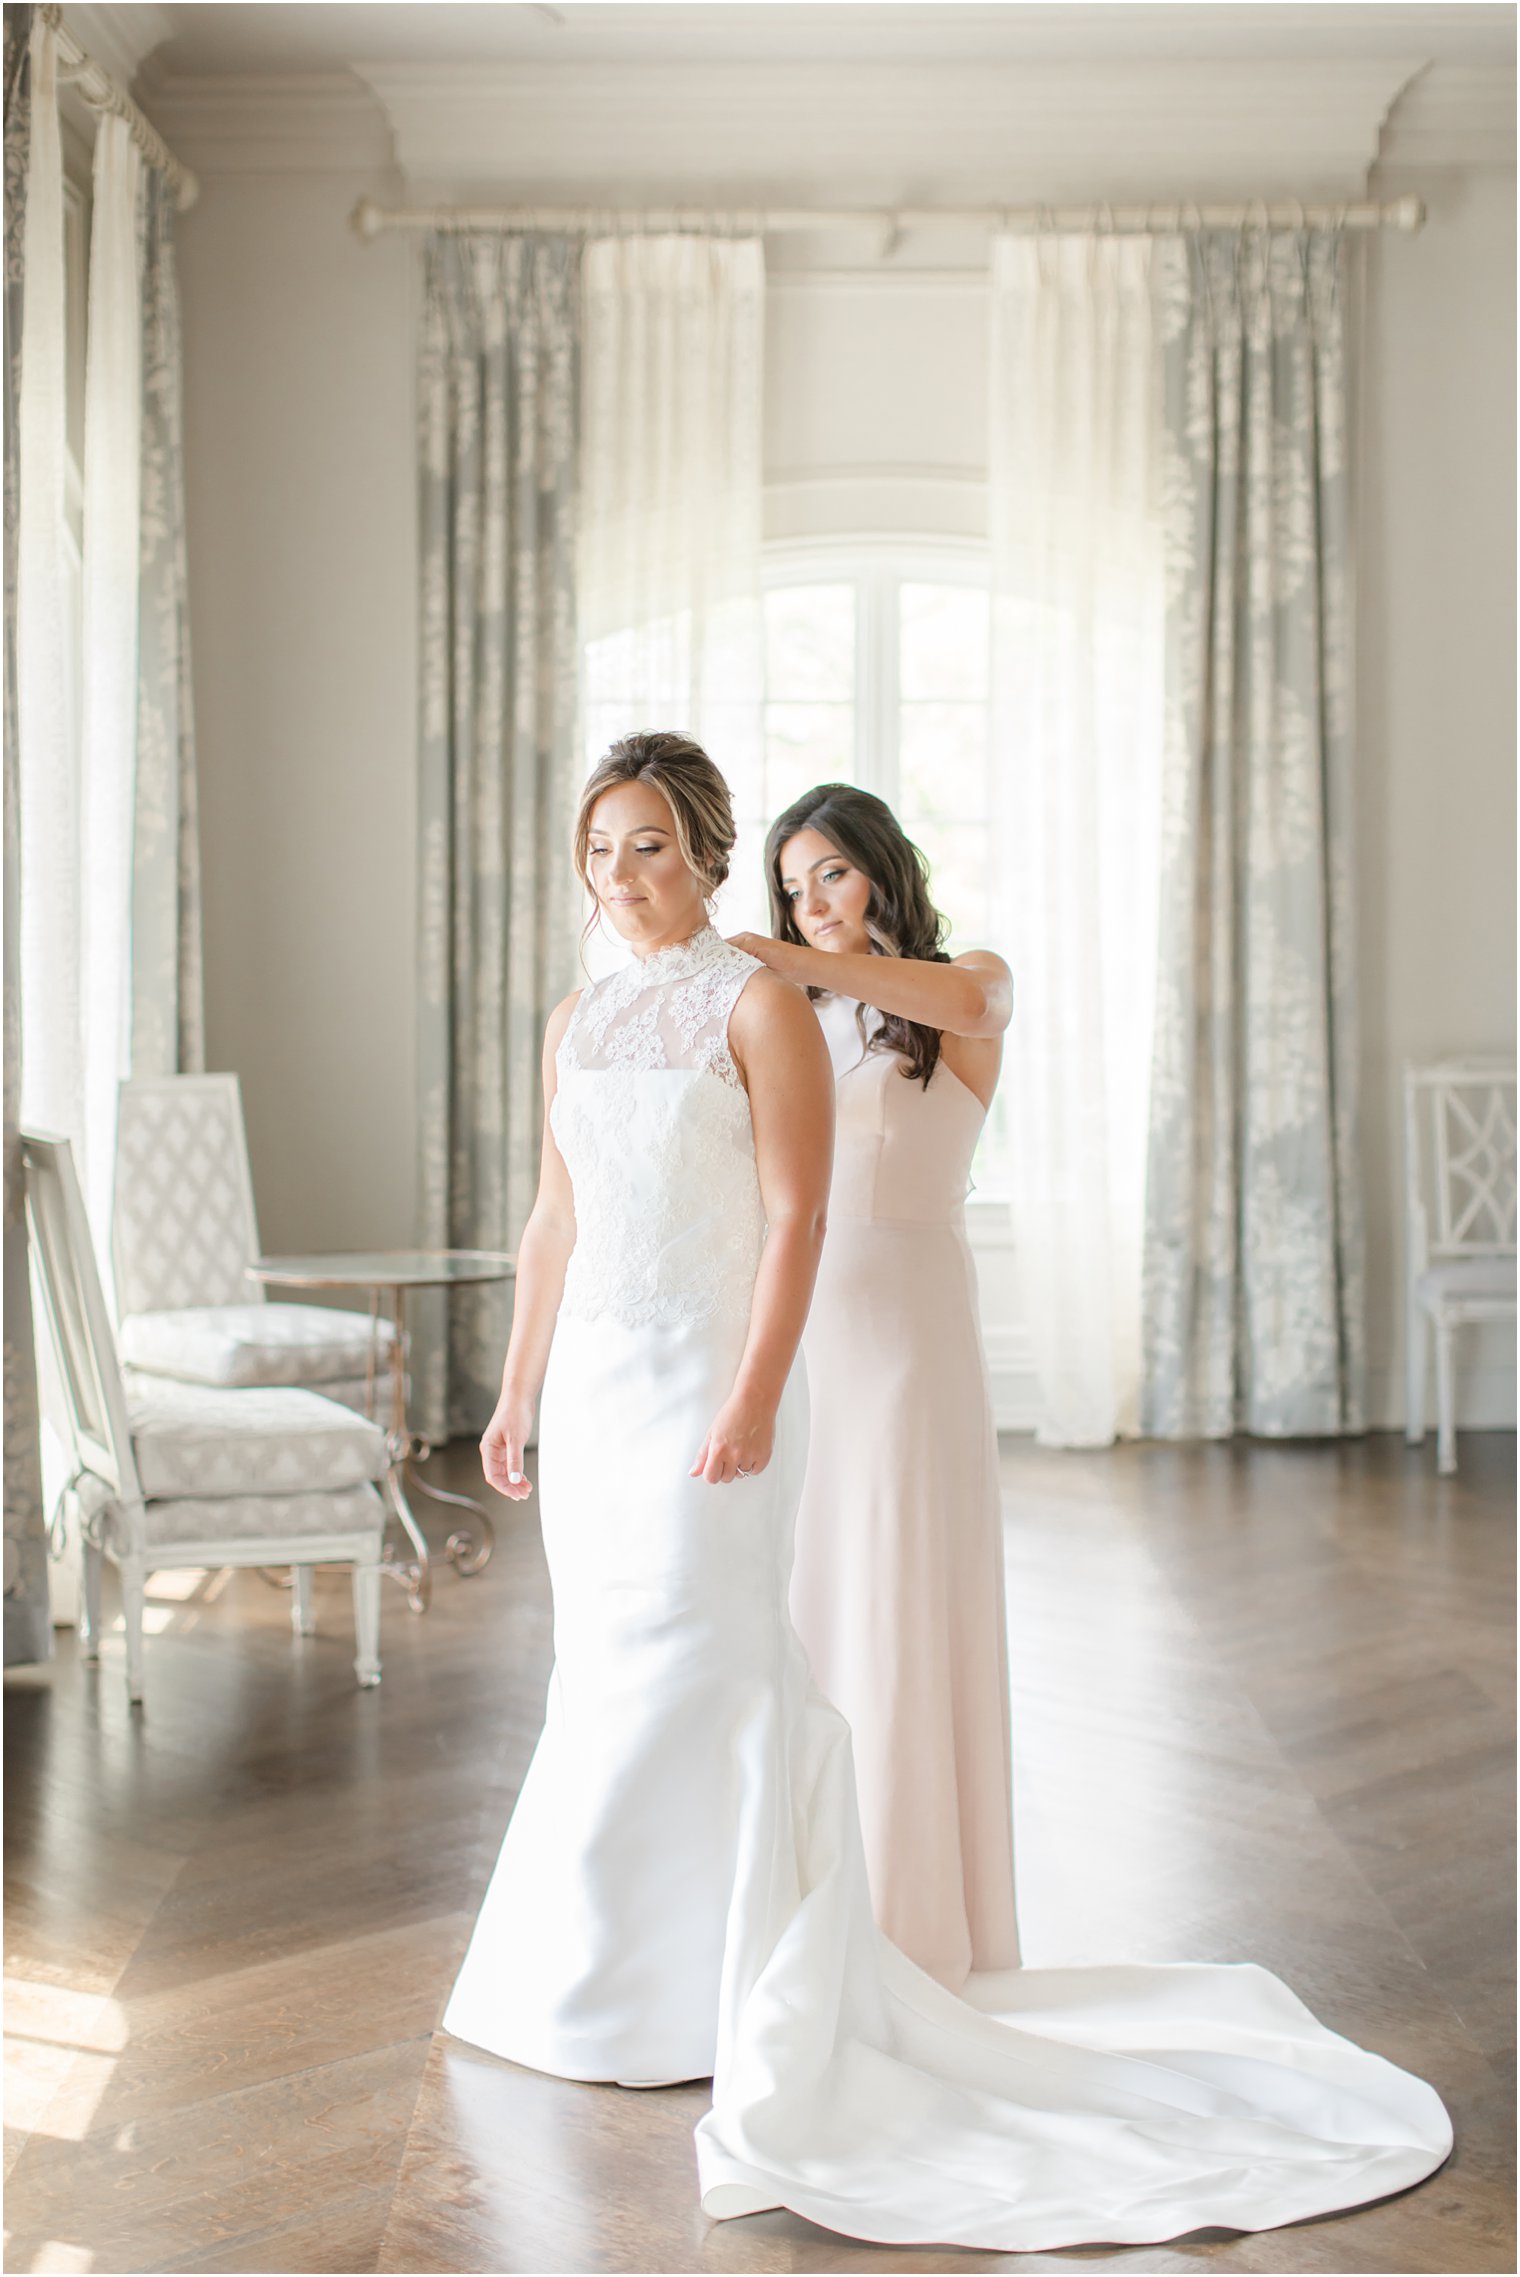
(983, 1329, 1041, 1433)
(989, 1369, 1043, 1433)
(1367, 1364, 1516, 1434)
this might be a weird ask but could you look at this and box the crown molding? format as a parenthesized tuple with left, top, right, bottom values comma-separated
(1379, 62, 1516, 169)
(355, 58, 1423, 202)
(118, 52, 1510, 195)
(135, 70, 396, 177)
(58, 4, 172, 93)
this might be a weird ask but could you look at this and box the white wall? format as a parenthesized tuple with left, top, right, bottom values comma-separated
(179, 178, 1515, 1429)
(177, 169, 418, 1254)
(1359, 164, 1517, 1424)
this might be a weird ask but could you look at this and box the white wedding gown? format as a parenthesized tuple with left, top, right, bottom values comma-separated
(442, 924, 1451, 2252)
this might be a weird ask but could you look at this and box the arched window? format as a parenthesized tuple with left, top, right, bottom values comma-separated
(751, 540, 1009, 1196)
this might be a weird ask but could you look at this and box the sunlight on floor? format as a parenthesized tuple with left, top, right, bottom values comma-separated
(95, 1565, 237, 1639)
(17, 2242, 94, 2273)
(142, 1568, 214, 1602)
(3, 1981, 126, 2146)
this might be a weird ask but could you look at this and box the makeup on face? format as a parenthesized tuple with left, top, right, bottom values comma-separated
(586, 781, 707, 953)
(779, 829, 873, 955)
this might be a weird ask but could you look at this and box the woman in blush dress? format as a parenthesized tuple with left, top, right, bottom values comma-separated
(731, 782, 1018, 1990)
(442, 733, 1449, 2251)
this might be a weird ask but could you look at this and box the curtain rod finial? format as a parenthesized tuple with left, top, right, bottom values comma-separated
(351, 197, 384, 243)
(1391, 193, 1426, 234)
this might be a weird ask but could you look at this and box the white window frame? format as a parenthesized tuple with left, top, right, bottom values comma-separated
(761, 536, 1014, 1223)
(762, 533, 992, 820)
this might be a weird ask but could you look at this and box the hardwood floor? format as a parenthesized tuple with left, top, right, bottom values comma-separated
(4, 1432, 1513, 2275)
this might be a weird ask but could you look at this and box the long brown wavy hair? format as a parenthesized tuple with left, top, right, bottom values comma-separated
(765, 783, 952, 1087)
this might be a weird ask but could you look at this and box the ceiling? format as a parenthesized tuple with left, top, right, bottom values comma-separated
(142, 3, 1516, 79)
(65, 1, 1508, 204)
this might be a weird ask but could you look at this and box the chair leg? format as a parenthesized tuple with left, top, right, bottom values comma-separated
(122, 1559, 147, 1704)
(353, 1553, 382, 1689)
(1405, 1295, 1428, 1444)
(1434, 1321, 1458, 1477)
(79, 1540, 104, 1663)
(292, 1565, 316, 1637)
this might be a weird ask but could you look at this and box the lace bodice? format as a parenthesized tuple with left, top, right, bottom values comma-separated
(552, 927, 766, 1329)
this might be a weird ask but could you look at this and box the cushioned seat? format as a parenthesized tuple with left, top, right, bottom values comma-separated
(27, 1128, 388, 1702)
(119, 1301, 398, 1389)
(126, 1375, 387, 1501)
(142, 1482, 387, 1550)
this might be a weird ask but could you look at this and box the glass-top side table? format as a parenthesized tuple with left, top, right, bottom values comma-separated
(247, 1248, 516, 1614)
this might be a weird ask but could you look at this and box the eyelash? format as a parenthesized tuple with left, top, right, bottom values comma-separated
(786, 868, 847, 901)
(590, 844, 665, 858)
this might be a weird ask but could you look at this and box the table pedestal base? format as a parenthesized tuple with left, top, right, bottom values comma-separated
(243, 1258, 513, 1619)
(379, 1434, 496, 1613)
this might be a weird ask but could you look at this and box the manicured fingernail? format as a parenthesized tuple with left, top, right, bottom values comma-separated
(508, 1469, 523, 1484)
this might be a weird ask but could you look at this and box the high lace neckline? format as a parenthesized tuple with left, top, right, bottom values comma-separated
(624, 923, 726, 986)
(559, 920, 758, 1093)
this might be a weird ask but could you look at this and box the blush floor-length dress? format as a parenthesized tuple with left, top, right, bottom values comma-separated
(792, 992, 1018, 1987)
(441, 924, 1451, 2252)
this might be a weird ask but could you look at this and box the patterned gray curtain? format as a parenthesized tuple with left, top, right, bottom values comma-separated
(1142, 230, 1365, 1438)
(415, 234, 581, 1441)
(132, 166, 203, 1078)
(4, 1, 51, 1664)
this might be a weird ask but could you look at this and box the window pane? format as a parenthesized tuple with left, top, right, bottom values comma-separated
(764, 583, 855, 702)
(899, 701, 987, 823)
(906, 817, 991, 951)
(719, 818, 774, 935)
(900, 582, 989, 701)
(763, 701, 854, 817)
(971, 1091, 1012, 1202)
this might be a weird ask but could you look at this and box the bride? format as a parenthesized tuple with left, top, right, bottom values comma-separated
(442, 730, 1450, 2250)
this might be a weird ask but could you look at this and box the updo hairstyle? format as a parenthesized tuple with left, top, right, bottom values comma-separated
(573, 732, 737, 924)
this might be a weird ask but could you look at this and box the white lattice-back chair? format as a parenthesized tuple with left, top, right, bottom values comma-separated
(25, 1130, 387, 1703)
(1403, 1059, 1517, 1475)
(112, 1074, 399, 1414)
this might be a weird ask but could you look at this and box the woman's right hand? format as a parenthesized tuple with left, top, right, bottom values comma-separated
(481, 1390, 536, 1500)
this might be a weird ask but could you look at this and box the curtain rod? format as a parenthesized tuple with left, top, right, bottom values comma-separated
(41, 5, 198, 210)
(351, 193, 1423, 243)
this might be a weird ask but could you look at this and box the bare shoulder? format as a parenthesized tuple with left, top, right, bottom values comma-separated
(729, 968, 828, 1079)
(542, 990, 582, 1058)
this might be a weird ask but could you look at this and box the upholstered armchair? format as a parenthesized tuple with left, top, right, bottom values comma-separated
(25, 1131, 388, 1703)
(111, 1074, 401, 1415)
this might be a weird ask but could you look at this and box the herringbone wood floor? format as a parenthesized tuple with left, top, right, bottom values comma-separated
(4, 1433, 1513, 2275)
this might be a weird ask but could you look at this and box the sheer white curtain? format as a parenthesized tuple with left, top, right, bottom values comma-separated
(579, 235, 766, 940)
(20, 101, 143, 1296)
(16, 14, 74, 1159)
(77, 117, 143, 1282)
(989, 234, 1165, 1447)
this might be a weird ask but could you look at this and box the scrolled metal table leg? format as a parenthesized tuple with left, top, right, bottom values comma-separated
(404, 1450, 496, 1576)
(381, 1446, 432, 1613)
(378, 1286, 431, 1611)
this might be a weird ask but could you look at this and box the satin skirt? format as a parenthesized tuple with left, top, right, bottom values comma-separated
(442, 1311, 1452, 2251)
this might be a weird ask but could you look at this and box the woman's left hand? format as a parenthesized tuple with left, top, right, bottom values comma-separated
(690, 1388, 777, 1485)
(727, 931, 790, 971)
